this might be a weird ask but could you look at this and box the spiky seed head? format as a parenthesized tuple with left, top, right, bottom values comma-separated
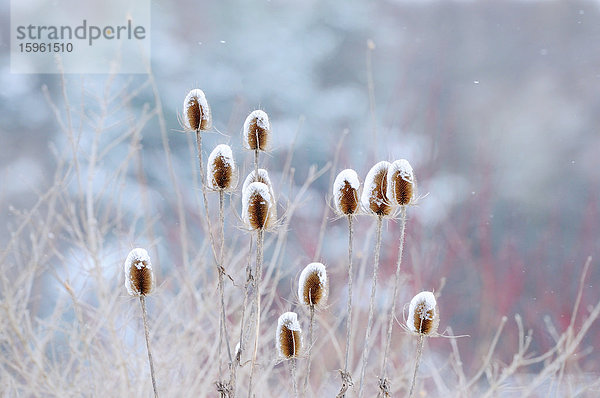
(361, 161, 393, 216)
(276, 312, 302, 359)
(243, 169, 277, 223)
(183, 89, 211, 131)
(387, 159, 415, 206)
(124, 248, 155, 296)
(333, 169, 360, 216)
(243, 110, 270, 151)
(298, 262, 328, 308)
(242, 181, 273, 230)
(207, 144, 238, 191)
(407, 291, 439, 335)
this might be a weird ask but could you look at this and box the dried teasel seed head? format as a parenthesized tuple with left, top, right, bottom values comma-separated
(243, 110, 270, 151)
(407, 291, 439, 336)
(361, 161, 393, 216)
(386, 159, 415, 206)
(243, 169, 277, 223)
(207, 144, 238, 191)
(298, 262, 328, 308)
(333, 169, 360, 216)
(242, 181, 274, 230)
(276, 312, 302, 359)
(183, 89, 211, 131)
(124, 248, 155, 296)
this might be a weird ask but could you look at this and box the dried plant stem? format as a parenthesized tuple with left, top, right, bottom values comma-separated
(140, 296, 159, 398)
(379, 207, 408, 390)
(408, 335, 425, 398)
(358, 216, 384, 398)
(218, 191, 233, 372)
(303, 305, 315, 396)
(195, 130, 219, 261)
(230, 239, 254, 397)
(254, 149, 259, 179)
(337, 215, 355, 397)
(291, 358, 299, 398)
(248, 229, 265, 398)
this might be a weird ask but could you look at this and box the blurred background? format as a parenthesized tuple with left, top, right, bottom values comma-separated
(2, 0, 600, 382)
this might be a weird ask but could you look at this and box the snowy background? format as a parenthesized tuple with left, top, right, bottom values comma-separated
(1, 0, 600, 385)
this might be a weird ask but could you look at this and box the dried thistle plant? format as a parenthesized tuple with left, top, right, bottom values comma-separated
(242, 180, 275, 398)
(207, 144, 239, 386)
(124, 248, 159, 398)
(332, 169, 360, 397)
(276, 312, 302, 397)
(242, 169, 278, 226)
(298, 262, 328, 395)
(379, 159, 416, 397)
(358, 160, 393, 398)
(406, 291, 439, 398)
(243, 110, 271, 176)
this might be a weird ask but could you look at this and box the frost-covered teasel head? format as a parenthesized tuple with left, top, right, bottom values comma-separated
(407, 291, 439, 335)
(298, 262, 328, 308)
(333, 169, 360, 216)
(361, 161, 393, 216)
(207, 144, 238, 191)
(276, 312, 302, 359)
(243, 169, 277, 223)
(386, 159, 415, 206)
(242, 181, 274, 230)
(183, 89, 211, 131)
(243, 110, 271, 151)
(124, 248, 155, 296)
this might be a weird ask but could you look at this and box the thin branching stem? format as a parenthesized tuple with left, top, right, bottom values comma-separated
(379, 207, 408, 388)
(358, 216, 384, 398)
(408, 335, 425, 398)
(337, 215, 355, 398)
(248, 229, 264, 398)
(140, 296, 159, 398)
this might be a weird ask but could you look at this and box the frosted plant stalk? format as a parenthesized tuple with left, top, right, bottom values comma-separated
(124, 248, 159, 398)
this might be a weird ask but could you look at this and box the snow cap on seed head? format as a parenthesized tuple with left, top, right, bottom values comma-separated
(276, 312, 302, 359)
(207, 144, 238, 191)
(243, 169, 277, 224)
(333, 169, 360, 216)
(407, 291, 439, 335)
(242, 181, 274, 230)
(361, 161, 393, 216)
(182, 89, 211, 131)
(243, 110, 271, 151)
(386, 159, 415, 206)
(298, 262, 328, 308)
(124, 248, 155, 296)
